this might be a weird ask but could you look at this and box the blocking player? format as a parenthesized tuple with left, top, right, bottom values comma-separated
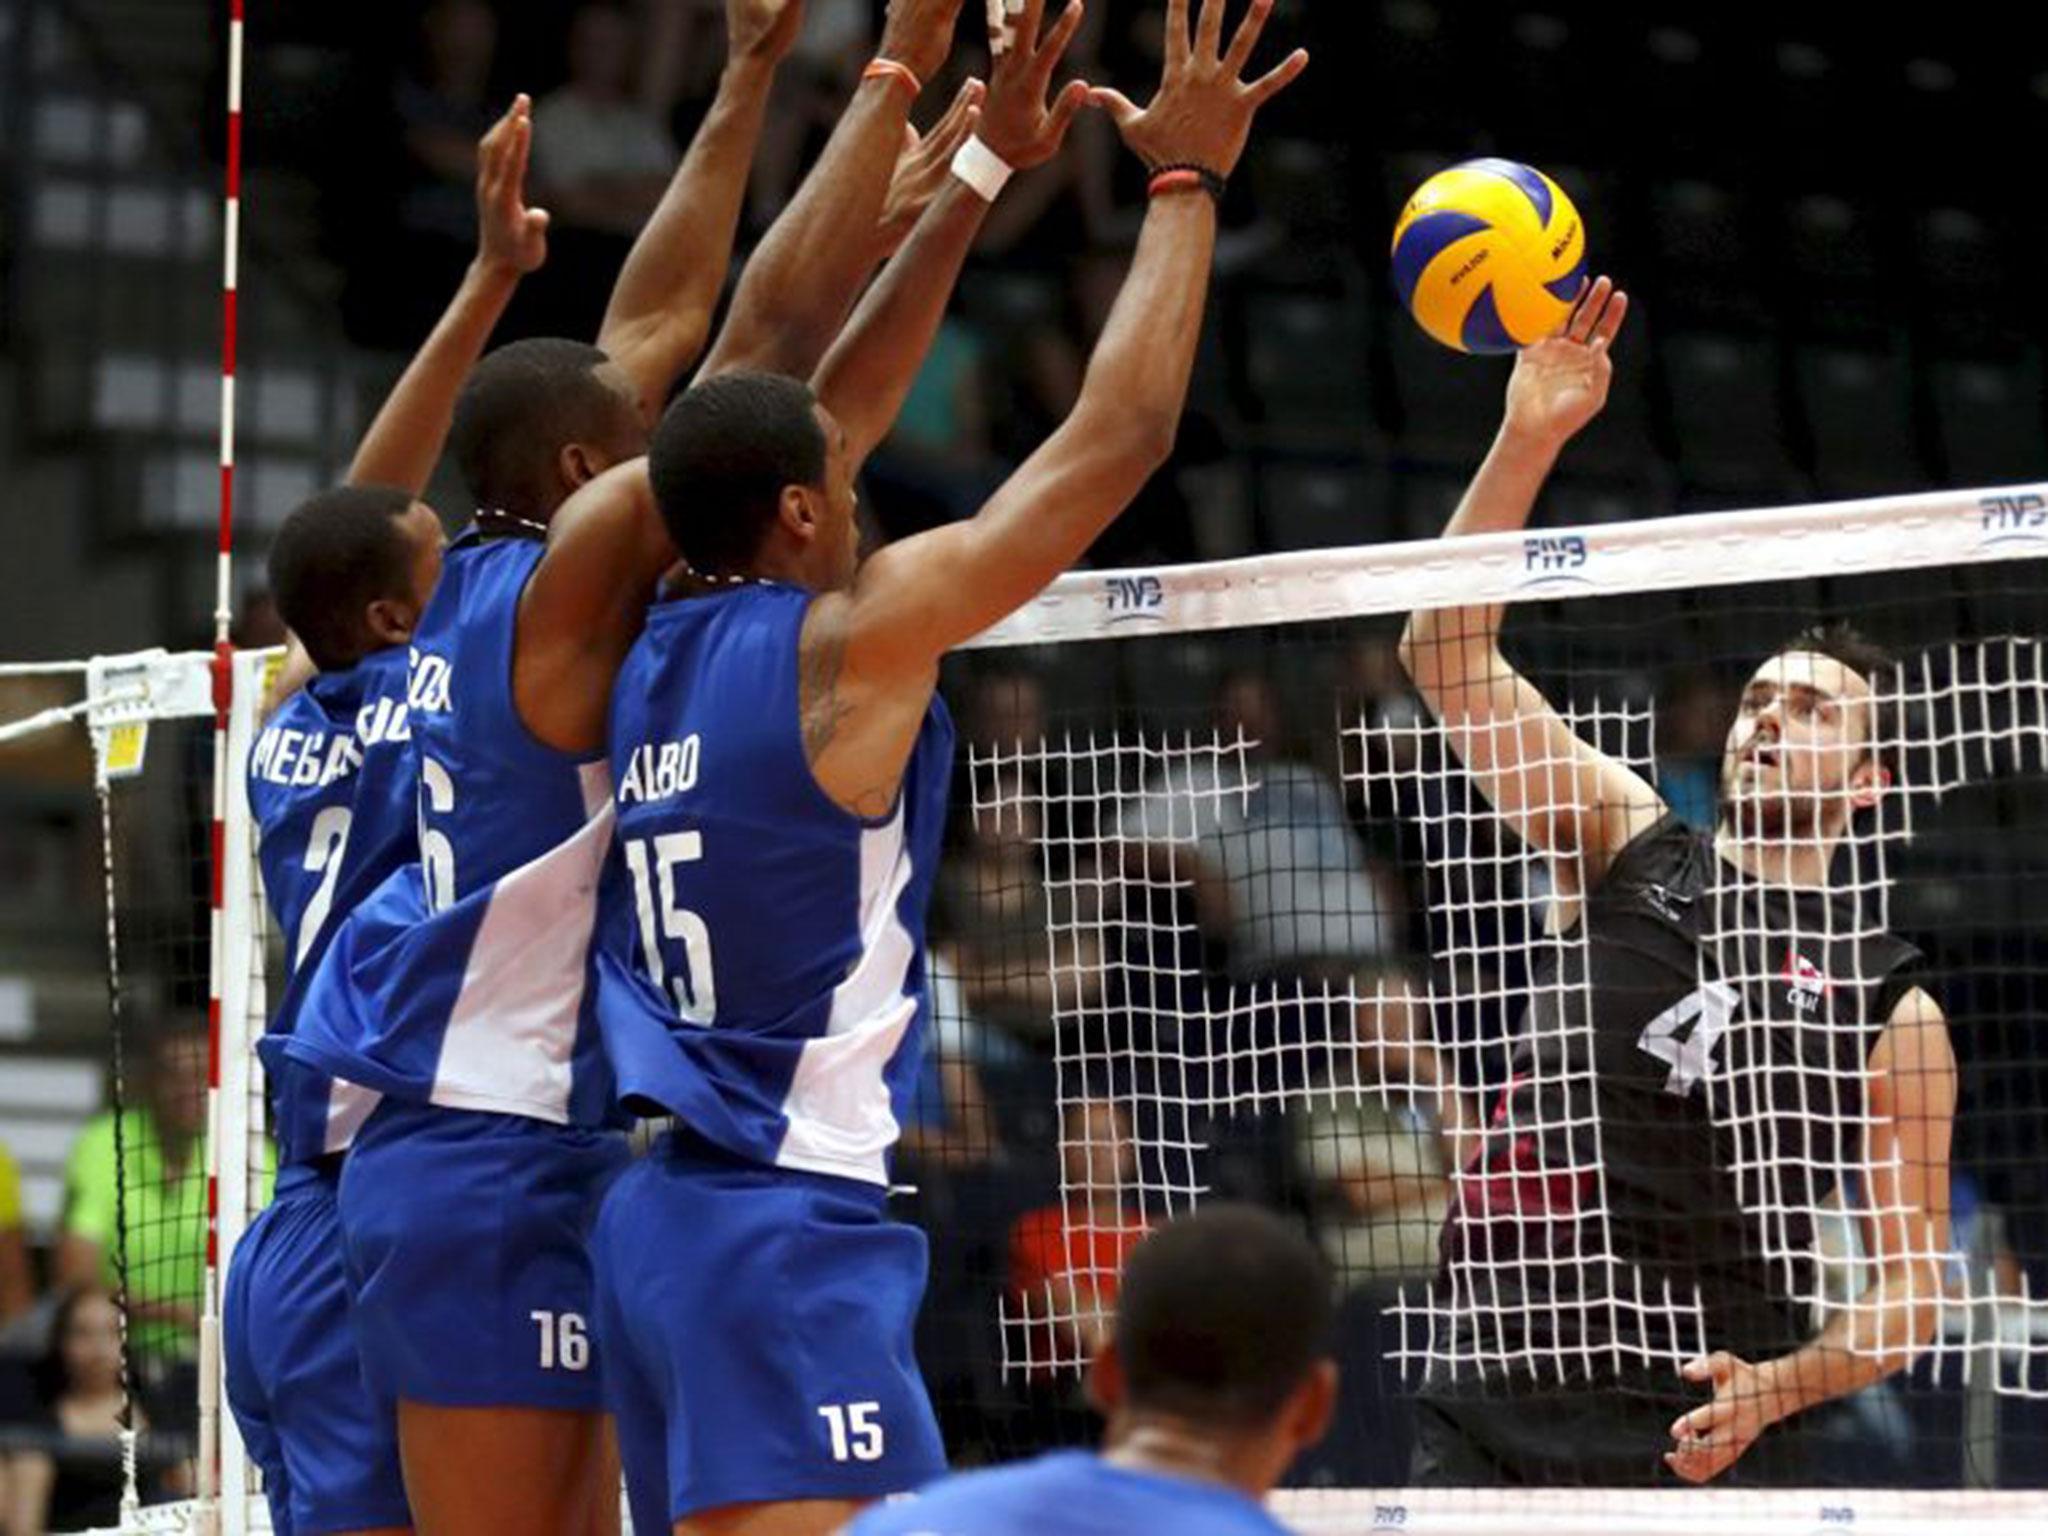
(846, 1205, 1337, 1536)
(587, 3, 1308, 1531)
(1398, 280, 1955, 1485)
(281, 3, 985, 1532)
(225, 96, 548, 1536)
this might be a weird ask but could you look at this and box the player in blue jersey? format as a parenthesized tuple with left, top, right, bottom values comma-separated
(847, 1205, 1337, 1536)
(224, 96, 551, 1536)
(589, 4, 1310, 1531)
(281, 4, 992, 1532)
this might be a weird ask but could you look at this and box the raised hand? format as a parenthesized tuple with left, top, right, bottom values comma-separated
(878, 0, 970, 87)
(1092, 0, 1307, 178)
(977, 0, 1093, 171)
(475, 95, 549, 276)
(726, 0, 805, 63)
(875, 78, 986, 254)
(1502, 276, 1629, 448)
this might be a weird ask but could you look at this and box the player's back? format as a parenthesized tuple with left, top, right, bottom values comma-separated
(846, 1453, 1291, 1536)
(599, 581, 954, 1185)
(284, 525, 617, 1128)
(246, 644, 415, 1162)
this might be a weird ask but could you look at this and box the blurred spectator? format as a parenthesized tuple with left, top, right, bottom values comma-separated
(749, 0, 873, 222)
(0, 1140, 31, 1331)
(898, 947, 1007, 1172)
(2, 1289, 153, 1533)
(976, 5, 1119, 263)
(864, 317, 1004, 535)
(1111, 669, 1403, 984)
(531, 2, 681, 239)
(1007, 1098, 1150, 1378)
(1657, 667, 1732, 831)
(54, 1025, 228, 1365)
(1295, 1090, 1452, 1286)
(395, 0, 501, 247)
(963, 669, 1048, 763)
(939, 769, 1102, 1055)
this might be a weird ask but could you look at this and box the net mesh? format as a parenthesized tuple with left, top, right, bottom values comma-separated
(898, 491, 2048, 1507)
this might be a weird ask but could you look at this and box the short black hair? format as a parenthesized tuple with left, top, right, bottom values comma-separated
(648, 371, 828, 577)
(1776, 620, 1895, 685)
(1115, 1203, 1333, 1431)
(267, 485, 417, 671)
(451, 337, 637, 522)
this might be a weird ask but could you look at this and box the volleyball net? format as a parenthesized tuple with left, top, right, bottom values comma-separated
(5, 482, 2045, 1533)
(920, 482, 2048, 1528)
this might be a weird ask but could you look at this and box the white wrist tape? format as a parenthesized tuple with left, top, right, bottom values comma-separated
(986, 0, 1027, 56)
(951, 136, 1015, 202)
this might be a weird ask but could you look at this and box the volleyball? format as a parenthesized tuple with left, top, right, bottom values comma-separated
(1391, 158, 1588, 354)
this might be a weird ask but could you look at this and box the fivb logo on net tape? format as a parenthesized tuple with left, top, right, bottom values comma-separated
(1978, 490, 2048, 551)
(1103, 573, 1168, 624)
(1518, 532, 1595, 591)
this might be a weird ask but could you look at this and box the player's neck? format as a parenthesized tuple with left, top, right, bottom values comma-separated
(1713, 826, 1837, 889)
(1101, 1414, 1276, 1502)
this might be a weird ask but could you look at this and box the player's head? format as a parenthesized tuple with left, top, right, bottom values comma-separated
(36, 1287, 124, 1402)
(269, 485, 445, 671)
(147, 1019, 211, 1143)
(648, 371, 859, 591)
(1719, 621, 1896, 846)
(452, 338, 648, 525)
(1088, 1204, 1337, 1496)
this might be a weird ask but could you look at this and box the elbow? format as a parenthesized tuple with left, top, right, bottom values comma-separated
(1398, 616, 1440, 694)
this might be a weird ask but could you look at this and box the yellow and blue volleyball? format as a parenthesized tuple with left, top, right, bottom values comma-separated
(1391, 159, 1587, 354)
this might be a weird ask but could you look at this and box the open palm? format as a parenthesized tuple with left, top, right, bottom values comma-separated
(1504, 276, 1628, 447)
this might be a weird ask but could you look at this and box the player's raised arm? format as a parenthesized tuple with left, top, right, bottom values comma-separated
(347, 96, 548, 496)
(1665, 986, 1956, 1484)
(266, 98, 545, 717)
(595, 0, 803, 413)
(698, 0, 969, 381)
(837, 0, 1309, 673)
(1397, 281, 1657, 890)
(814, 0, 1093, 466)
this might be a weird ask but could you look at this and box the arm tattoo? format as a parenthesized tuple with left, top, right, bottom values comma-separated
(799, 624, 857, 765)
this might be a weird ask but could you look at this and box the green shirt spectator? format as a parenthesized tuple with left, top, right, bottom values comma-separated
(54, 1025, 272, 1362)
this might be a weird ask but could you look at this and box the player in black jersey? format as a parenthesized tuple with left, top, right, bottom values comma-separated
(1398, 278, 1956, 1487)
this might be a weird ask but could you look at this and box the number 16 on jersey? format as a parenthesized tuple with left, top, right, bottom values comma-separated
(624, 834, 717, 1025)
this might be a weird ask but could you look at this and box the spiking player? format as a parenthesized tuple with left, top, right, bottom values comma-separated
(1398, 280, 1955, 1486)
(282, 2, 992, 1531)
(587, 3, 1308, 1530)
(225, 95, 547, 1536)
(849, 1205, 1337, 1536)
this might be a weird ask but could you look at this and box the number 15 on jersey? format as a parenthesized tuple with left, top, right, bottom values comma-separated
(624, 833, 718, 1025)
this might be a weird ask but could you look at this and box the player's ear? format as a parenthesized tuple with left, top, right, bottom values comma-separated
(778, 482, 820, 543)
(558, 440, 608, 493)
(1083, 1339, 1125, 1418)
(363, 597, 416, 648)
(1851, 755, 1891, 811)
(1286, 1359, 1339, 1453)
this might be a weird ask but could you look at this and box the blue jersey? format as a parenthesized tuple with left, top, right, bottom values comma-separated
(596, 584, 954, 1186)
(846, 1453, 1293, 1536)
(245, 646, 414, 1164)
(285, 528, 617, 1127)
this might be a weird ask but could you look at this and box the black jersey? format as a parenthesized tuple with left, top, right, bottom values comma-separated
(1422, 815, 1922, 1424)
